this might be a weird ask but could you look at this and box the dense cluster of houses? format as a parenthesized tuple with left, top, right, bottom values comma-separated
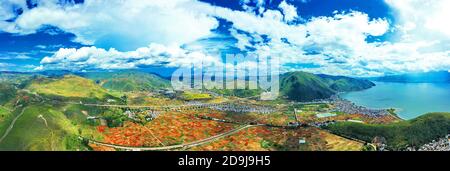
(407, 135, 450, 151)
(332, 97, 388, 117)
(185, 101, 275, 114)
(208, 103, 275, 114)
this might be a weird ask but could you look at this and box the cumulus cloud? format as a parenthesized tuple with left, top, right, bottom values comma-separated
(3, 0, 447, 76)
(203, 1, 449, 76)
(3, 0, 219, 50)
(39, 43, 223, 71)
(278, 0, 298, 22)
(205, 6, 394, 76)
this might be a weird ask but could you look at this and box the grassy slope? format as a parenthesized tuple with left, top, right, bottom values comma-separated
(318, 74, 375, 92)
(0, 105, 82, 150)
(280, 71, 335, 102)
(0, 74, 128, 151)
(0, 103, 107, 151)
(0, 107, 11, 123)
(280, 72, 376, 102)
(82, 71, 170, 92)
(325, 112, 450, 150)
(28, 75, 110, 99)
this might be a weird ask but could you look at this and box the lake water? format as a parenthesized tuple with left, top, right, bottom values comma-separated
(341, 82, 450, 120)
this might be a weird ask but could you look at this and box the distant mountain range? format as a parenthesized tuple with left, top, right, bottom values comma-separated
(369, 71, 450, 83)
(1, 70, 376, 102)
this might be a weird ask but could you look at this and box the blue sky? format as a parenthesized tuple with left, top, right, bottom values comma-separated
(0, 0, 449, 76)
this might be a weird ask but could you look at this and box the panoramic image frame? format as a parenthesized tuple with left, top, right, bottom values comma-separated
(0, 0, 449, 169)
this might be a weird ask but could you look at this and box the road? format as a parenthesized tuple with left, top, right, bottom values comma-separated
(86, 124, 258, 151)
(64, 102, 220, 109)
(0, 107, 27, 144)
(64, 94, 265, 110)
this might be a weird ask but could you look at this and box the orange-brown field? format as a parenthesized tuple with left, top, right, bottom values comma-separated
(190, 126, 363, 151)
(99, 111, 237, 147)
(197, 109, 293, 126)
(90, 108, 364, 151)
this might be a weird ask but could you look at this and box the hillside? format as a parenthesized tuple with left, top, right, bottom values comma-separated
(280, 72, 376, 102)
(317, 74, 375, 92)
(325, 112, 450, 150)
(0, 105, 85, 150)
(280, 72, 336, 102)
(0, 83, 16, 105)
(371, 71, 450, 83)
(27, 75, 110, 99)
(81, 71, 170, 92)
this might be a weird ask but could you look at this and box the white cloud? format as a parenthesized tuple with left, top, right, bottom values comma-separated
(204, 1, 449, 76)
(240, 0, 266, 14)
(206, 7, 393, 76)
(3, 0, 219, 50)
(39, 43, 223, 71)
(0, 52, 35, 60)
(278, 0, 298, 22)
(3, 0, 448, 76)
(386, 0, 450, 38)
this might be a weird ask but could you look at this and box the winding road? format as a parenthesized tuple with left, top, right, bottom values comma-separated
(0, 107, 27, 144)
(86, 124, 258, 151)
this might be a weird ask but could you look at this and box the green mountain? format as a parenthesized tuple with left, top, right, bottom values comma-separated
(0, 105, 86, 151)
(280, 72, 336, 102)
(325, 112, 450, 150)
(27, 75, 113, 100)
(317, 74, 375, 92)
(82, 71, 170, 92)
(0, 75, 123, 151)
(280, 72, 375, 102)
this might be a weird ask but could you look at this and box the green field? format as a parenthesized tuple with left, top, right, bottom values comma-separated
(0, 106, 11, 122)
(182, 92, 212, 100)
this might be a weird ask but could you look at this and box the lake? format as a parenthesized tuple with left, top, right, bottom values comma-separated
(341, 82, 450, 120)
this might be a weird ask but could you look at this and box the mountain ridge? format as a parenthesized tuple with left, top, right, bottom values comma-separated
(280, 71, 375, 102)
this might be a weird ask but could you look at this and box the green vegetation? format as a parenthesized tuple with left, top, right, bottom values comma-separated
(103, 110, 128, 127)
(28, 75, 110, 99)
(318, 74, 375, 92)
(181, 92, 212, 101)
(280, 71, 375, 102)
(0, 105, 91, 151)
(211, 88, 262, 98)
(83, 71, 170, 92)
(280, 72, 335, 101)
(0, 83, 16, 105)
(325, 112, 450, 150)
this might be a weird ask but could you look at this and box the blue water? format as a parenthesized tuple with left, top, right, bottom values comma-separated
(341, 82, 450, 120)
